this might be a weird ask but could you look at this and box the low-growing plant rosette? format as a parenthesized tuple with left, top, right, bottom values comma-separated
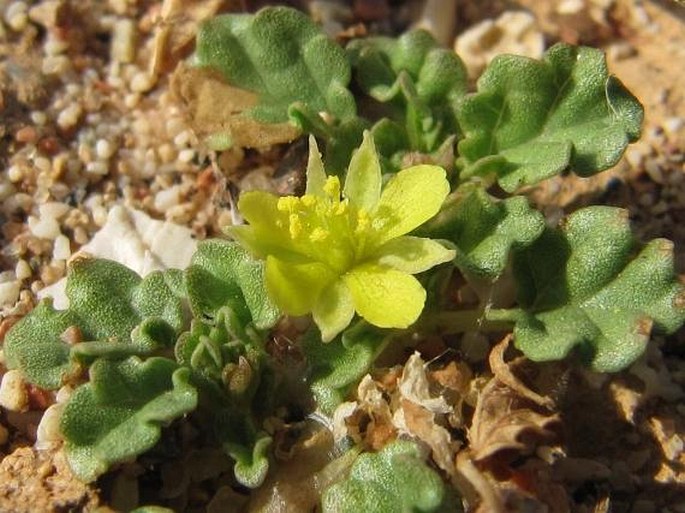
(228, 133, 456, 341)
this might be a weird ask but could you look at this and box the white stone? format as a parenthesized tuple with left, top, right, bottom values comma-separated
(28, 215, 61, 240)
(15, 260, 32, 281)
(0, 282, 20, 307)
(130, 71, 153, 93)
(57, 103, 83, 129)
(154, 185, 181, 212)
(95, 139, 116, 160)
(53, 234, 71, 261)
(111, 18, 137, 63)
(0, 370, 28, 412)
(39, 201, 70, 220)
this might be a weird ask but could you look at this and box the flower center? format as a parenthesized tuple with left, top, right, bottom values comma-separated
(275, 176, 375, 273)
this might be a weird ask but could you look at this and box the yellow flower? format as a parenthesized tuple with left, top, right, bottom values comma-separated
(228, 133, 455, 341)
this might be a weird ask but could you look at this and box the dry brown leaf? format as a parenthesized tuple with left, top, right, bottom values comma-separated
(392, 353, 461, 477)
(396, 398, 459, 477)
(171, 64, 300, 149)
(332, 374, 397, 451)
(151, 0, 231, 76)
(489, 335, 555, 410)
(468, 377, 561, 463)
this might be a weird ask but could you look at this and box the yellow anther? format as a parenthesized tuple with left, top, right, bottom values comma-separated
(355, 209, 370, 233)
(334, 200, 348, 216)
(288, 214, 302, 239)
(309, 227, 329, 242)
(323, 176, 341, 200)
(277, 196, 299, 212)
(301, 195, 316, 208)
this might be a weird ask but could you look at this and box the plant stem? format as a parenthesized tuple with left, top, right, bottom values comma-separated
(424, 308, 517, 334)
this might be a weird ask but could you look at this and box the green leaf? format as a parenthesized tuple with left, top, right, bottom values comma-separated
(186, 239, 280, 330)
(457, 43, 643, 191)
(304, 321, 388, 414)
(195, 6, 355, 124)
(4, 259, 187, 389)
(502, 207, 685, 371)
(347, 30, 467, 154)
(3, 300, 78, 389)
(416, 184, 545, 279)
(61, 358, 198, 482)
(321, 440, 456, 513)
(215, 408, 273, 488)
(71, 317, 177, 363)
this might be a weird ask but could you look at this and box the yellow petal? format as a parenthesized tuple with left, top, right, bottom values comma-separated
(313, 280, 355, 342)
(305, 135, 327, 197)
(368, 236, 455, 274)
(236, 190, 283, 229)
(343, 264, 426, 328)
(343, 130, 381, 212)
(265, 256, 337, 316)
(374, 165, 449, 244)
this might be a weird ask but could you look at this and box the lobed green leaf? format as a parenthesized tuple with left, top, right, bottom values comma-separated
(321, 440, 457, 513)
(304, 321, 388, 414)
(457, 43, 643, 191)
(415, 184, 545, 280)
(501, 207, 685, 371)
(186, 239, 280, 330)
(195, 7, 356, 124)
(4, 259, 187, 389)
(61, 358, 197, 482)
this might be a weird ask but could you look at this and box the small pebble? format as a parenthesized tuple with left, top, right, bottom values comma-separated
(15, 260, 32, 281)
(28, 215, 61, 240)
(111, 18, 137, 64)
(57, 103, 83, 129)
(0, 282, 20, 306)
(5, 1, 28, 31)
(96, 139, 116, 160)
(40, 201, 70, 219)
(154, 186, 181, 212)
(664, 117, 684, 136)
(42, 55, 71, 75)
(130, 71, 154, 93)
(53, 234, 71, 260)
(178, 148, 196, 163)
(0, 370, 29, 412)
(86, 161, 109, 176)
(15, 126, 38, 144)
(8, 165, 24, 183)
(30, 111, 48, 126)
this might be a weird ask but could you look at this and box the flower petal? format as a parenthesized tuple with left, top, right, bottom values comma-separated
(236, 190, 283, 229)
(368, 236, 455, 274)
(343, 264, 426, 328)
(305, 135, 327, 197)
(230, 191, 308, 262)
(313, 280, 355, 342)
(265, 256, 336, 316)
(374, 165, 449, 244)
(343, 130, 381, 212)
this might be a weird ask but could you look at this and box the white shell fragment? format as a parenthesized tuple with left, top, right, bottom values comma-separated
(38, 206, 198, 309)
